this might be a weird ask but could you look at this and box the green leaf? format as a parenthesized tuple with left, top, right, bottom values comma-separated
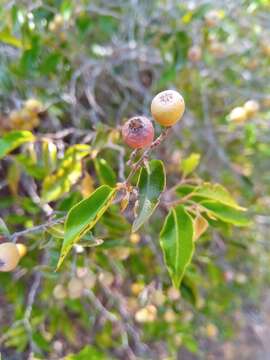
(0, 217, 10, 237)
(0, 131, 35, 159)
(56, 185, 116, 270)
(160, 205, 194, 288)
(41, 144, 90, 203)
(0, 28, 23, 48)
(189, 182, 245, 210)
(200, 201, 250, 227)
(64, 345, 112, 360)
(132, 160, 166, 232)
(180, 153, 201, 177)
(94, 158, 116, 187)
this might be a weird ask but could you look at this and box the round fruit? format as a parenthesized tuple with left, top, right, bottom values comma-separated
(122, 116, 154, 149)
(151, 90, 185, 127)
(229, 107, 247, 123)
(0, 242, 20, 272)
(25, 99, 43, 114)
(243, 100, 260, 117)
(16, 243, 27, 258)
(204, 10, 220, 27)
(188, 45, 202, 63)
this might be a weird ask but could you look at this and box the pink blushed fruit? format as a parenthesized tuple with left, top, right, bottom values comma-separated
(122, 116, 154, 149)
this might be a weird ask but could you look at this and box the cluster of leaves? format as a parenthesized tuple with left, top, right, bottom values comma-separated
(0, 0, 269, 359)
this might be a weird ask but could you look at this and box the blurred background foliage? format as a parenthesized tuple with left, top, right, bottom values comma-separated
(0, 0, 270, 359)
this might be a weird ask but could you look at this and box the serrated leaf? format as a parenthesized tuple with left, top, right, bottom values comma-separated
(56, 185, 116, 270)
(200, 201, 250, 227)
(94, 158, 116, 187)
(180, 153, 201, 177)
(192, 183, 245, 210)
(132, 160, 166, 232)
(160, 205, 194, 288)
(0, 131, 35, 159)
(41, 144, 90, 202)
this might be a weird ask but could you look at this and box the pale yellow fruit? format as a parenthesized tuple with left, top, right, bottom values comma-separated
(131, 282, 144, 296)
(229, 107, 247, 123)
(24, 99, 43, 114)
(205, 323, 219, 338)
(205, 10, 221, 27)
(151, 90, 185, 127)
(164, 309, 177, 323)
(16, 243, 27, 258)
(0, 242, 20, 272)
(188, 45, 202, 63)
(67, 278, 84, 299)
(235, 273, 247, 284)
(130, 233, 141, 244)
(167, 286, 181, 301)
(53, 284, 67, 300)
(54, 14, 64, 27)
(135, 305, 157, 323)
(243, 100, 260, 117)
(151, 289, 166, 306)
(82, 273, 96, 289)
(261, 42, 270, 57)
(98, 271, 114, 287)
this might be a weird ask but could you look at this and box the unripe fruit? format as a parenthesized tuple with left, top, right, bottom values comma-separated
(130, 233, 141, 244)
(167, 286, 181, 301)
(24, 99, 43, 114)
(122, 116, 154, 149)
(204, 10, 220, 27)
(243, 100, 260, 118)
(229, 107, 247, 123)
(0, 242, 20, 272)
(67, 278, 84, 299)
(205, 323, 219, 338)
(16, 243, 27, 258)
(164, 309, 177, 323)
(53, 284, 67, 300)
(188, 45, 202, 63)
(151, 90, 185, 127)
(131, 282, 144, 296)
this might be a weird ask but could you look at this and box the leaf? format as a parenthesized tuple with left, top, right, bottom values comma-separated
(193, 215, 208, 241)
(160, 205, 194, 288)
(200, 201, 250, 227)
(180, 153, 201, 177)
(80, 172, 94, 198)
(41, 144, 90, 203)
(192, 183, 245, 210)
(0, 131, 35, 159)
(64, 345, 112, 360)
(0, 218, 10, 238)
(94, 158, 116, 187)
(0, 28, 23, 48)
(132, 160, 166, 232)
(56, 185, 116, 270)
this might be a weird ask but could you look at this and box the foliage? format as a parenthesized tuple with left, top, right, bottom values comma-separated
(0, 0, 269, 359)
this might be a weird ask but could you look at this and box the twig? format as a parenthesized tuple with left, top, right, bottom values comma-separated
(10, 217, 65, 242)
(125, 127, 172, 185)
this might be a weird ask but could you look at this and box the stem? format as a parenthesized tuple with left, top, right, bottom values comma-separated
(125, 127, 172, 185)
(10, 216, 65, 242)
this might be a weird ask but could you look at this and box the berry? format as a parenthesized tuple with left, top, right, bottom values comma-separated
(24, 99, 43, 114)
(229, 107, 247, 123)
(243, 100, 260, 117)
(204, 10, 221, 27)
(188, 45, 202, 63)
(0, 242, 20, 272)
(122, 116, 154, 149)
(16, 243, 27, 258)
(151, 90, 185, 127)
